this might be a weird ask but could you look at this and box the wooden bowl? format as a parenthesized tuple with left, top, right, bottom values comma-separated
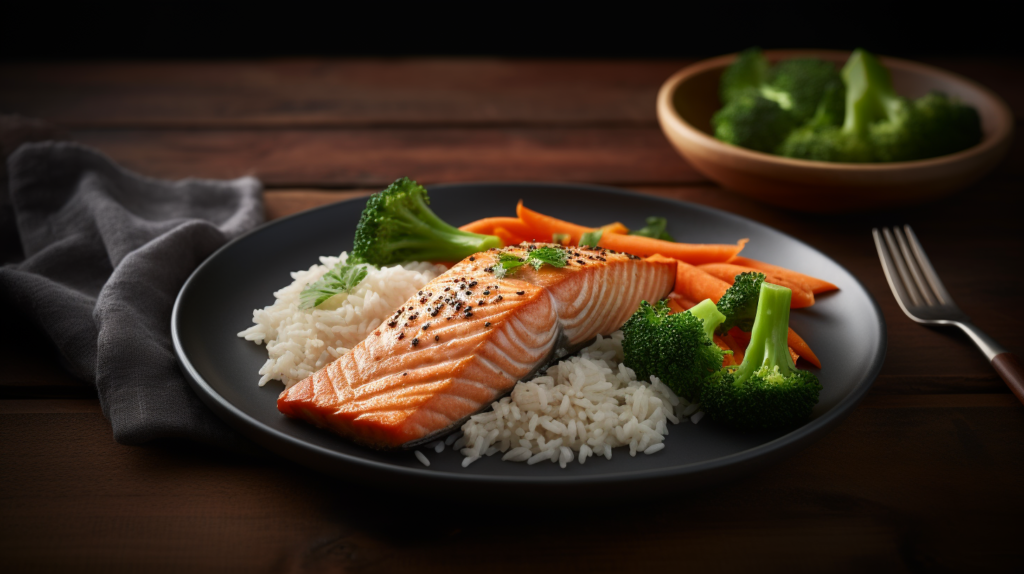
(656, 50, 1015, 212)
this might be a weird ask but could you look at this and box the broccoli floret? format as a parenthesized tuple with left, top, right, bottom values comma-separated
(911, 91, 983, 158)
(713, 92, 801, 153)
(351, 177, 501, 266)
(778, 49, 982, 163)
(700, 282, 822, 430)
(766, 59, 845, 124)
(715, 50, 843, 153)
(715, 271, 766, 334)
(621, 299, 726, 402)
(719, 47, 770, 104)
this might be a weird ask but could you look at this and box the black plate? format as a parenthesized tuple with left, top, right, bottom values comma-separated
(172, 182, 885, 492)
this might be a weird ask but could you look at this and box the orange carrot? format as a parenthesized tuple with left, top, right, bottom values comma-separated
(673, 260, 731, 304)
(787, 327, 821, 368)
(516, 201, 592, 244)
(517, 202, 746, 263)
(729, 256, 838, 294)
(714, 335, 738, 366)
(599, 222, 629, 235)
(598, 233, 747, 265)
(459, 216, 535, 239)
(668, 292, 698, 310)
(665, 297, 688, 314)
(698, 263, 816, 309)
(720, 332, 745, 364)
(492, 227, 529, 247)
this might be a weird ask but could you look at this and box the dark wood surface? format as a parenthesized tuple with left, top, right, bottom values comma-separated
(2, 58, 1023, 573)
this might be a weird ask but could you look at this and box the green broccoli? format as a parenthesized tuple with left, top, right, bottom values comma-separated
(351, 178, 501, 266)
(767, 59, 846, 125)
(714, 49, 844, 153)
(719, 47, 771, 104)
(715, 271, 767, 334)
(621, 298, 726, 402)
(713, 92, 801, 153)
(777, 49, 982, 162)
(700, 282, 822, 430)
(910, 91, 984, 159)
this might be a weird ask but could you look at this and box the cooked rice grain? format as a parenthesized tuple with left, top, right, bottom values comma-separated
(237, 252, 445, 388)
(459, 332, 701, 468)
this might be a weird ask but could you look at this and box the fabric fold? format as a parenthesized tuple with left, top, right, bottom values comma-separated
(1, 137, 263, 450)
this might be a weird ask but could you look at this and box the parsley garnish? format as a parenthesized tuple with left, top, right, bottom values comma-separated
(629, 217, 674, 241)
(579, 229, 604, 247)
(299, 261, 369, 309)
(493, 246, 568, 278)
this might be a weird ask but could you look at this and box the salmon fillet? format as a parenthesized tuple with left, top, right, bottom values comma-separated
(277, 243, 677, 449)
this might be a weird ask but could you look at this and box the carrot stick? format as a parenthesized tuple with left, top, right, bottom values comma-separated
(729, 256, 838, 294)
(459, 216, 535, 238)
(517, 202, 746, 263)
(665, 297, 688, 314)
(714, 336, 738, 366)
(698, 263, 815, 309)
(720, 332, 745, 364)
(787, 327, 821, 368)
(668, 292, 698, 310)
(516, 201, 592, 244)
(599, 222, 629, 235)
(598, 233, 747, 265)
(674, 260, 731, 304)
(492, 227, 528, 247)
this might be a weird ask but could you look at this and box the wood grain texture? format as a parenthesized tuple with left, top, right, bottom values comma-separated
(2, 58, 1020, 128)
(0, 59, 689, 128)
(1, 399, 1021, 572)
(70, 127, 704, 187)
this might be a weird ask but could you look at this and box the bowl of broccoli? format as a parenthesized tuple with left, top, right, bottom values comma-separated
(656, 49, 1014, 212)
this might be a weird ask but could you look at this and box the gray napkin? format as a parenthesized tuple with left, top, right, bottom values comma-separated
(1, 132, 263, 449)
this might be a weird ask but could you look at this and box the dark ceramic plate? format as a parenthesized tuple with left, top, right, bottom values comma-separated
(172, 182, 885, 493)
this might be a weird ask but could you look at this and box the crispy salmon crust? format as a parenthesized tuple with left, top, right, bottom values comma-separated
(277, 243, 676, 449)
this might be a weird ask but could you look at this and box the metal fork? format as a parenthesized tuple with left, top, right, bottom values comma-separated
(873, 225, 1023, 404)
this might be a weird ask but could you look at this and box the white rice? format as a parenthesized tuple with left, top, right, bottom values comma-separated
(237, 252, 446, 388)
(459, 331, 704, 468)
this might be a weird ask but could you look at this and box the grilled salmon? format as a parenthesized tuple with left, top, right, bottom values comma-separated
(277, 243, 677, 449)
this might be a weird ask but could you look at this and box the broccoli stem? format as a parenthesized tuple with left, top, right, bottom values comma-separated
(841, 49, 900, 136)
(688, 299, 726, 340)
(732, 282, 795, 384)
(387, 201, 499, 255)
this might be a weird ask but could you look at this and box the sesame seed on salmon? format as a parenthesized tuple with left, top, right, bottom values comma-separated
(277, 243, 677, 450)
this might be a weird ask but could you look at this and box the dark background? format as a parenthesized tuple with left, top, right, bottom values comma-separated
(3, 5, 1019, 60)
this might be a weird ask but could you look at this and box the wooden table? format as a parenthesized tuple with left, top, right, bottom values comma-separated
(2, 58, 1022, 572)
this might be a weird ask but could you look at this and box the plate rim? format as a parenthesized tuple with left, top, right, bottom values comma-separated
(171, 181, 887, 486)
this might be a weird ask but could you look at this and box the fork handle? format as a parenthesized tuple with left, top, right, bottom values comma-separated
(992, 353, 1024, 406)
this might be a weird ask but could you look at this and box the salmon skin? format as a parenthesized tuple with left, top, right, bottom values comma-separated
(277, 243, 677, 450)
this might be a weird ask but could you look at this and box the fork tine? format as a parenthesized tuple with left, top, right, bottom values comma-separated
(893, 226, 935, 306)
(873, 228, 919, 310)
(903, 225, 955, 306)
(881, 227, 924, 307)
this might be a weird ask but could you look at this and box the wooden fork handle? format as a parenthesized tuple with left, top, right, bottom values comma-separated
(992, 353, 1024, 406)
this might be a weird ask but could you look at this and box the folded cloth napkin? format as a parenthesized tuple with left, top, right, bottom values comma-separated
(1, 128, 263, 450)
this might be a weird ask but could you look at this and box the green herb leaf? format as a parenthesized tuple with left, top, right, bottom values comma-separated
(494, 252, 527, 279)
(527, 246, 569, 270)
(552, 233, 570, 245)
(299, 261, 369, 309)
(493, 246, 568, 278)
(629, 217, 674, 241)
(579, 229, 604, 247)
